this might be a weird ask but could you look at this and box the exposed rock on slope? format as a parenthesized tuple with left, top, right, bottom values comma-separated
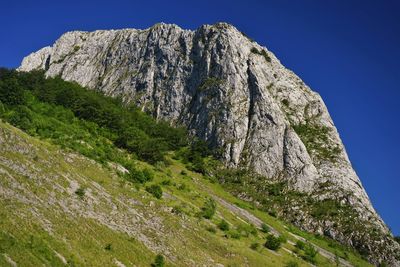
(1, 120, 372, 266)
(18, 22, 400, 265)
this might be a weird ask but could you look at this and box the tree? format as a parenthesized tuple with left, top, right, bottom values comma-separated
(7, 105, 34, 132)
(0, 78, 26, 105)
(0, 69, 190, 167)
(137, 138, 167, 164)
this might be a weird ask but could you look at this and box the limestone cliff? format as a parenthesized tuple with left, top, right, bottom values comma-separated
(18, 22, 400, 265)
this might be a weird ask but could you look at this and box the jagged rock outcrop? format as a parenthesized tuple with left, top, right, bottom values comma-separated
(18, 22, 400, 265)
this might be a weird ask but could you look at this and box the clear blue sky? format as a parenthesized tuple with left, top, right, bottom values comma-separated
(1, 0, 399, 235)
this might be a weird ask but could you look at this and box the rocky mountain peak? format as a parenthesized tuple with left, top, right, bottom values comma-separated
(18, 22, 400, 265)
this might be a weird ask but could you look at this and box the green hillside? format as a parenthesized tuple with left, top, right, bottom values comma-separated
(0, 69, 371, 266)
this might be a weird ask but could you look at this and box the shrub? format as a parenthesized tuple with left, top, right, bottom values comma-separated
(278, 235, 287, 244)
(75, 187, 85, 199)
(218, 219, 230, 231)
(188, 154, 206, 174)
(285, 260, 299, 267)
(248, 224, 258, 236)
(302, 243, 318, 263)
(198, 77, 224, 92)
(311, 199, 341, 219)
(229, 230, 241, 239)
(206, 226, 217, 233)
(335, 252, 340, 266)
(142, 168, 154, 181)
(161, 179, 171, 186)
(264, 234, 282, 251)
(201, 198, 216, 219)
(177, 183, 187, 191)
(250, 242, 259, 250)
(236, 224, 257, 237)
(250, 47, 271, 62)
(146, 184, 163, 199)
(172, 205, 184, 215)
(268, 209, 277, 217)
(151, 254, 165, 267)
(0, 101, 5, 114)
(295, 240, 305, 250)
(104, 243, 112, 250)
(177, 139, 212, 174)
(260, 50, 272, 62)
(261, 223, 270, 233)
(250, 47, 259, 54)
(154, 161, 166, 171)
(127, 168, 153, 183)
(281, 99, 289, 106)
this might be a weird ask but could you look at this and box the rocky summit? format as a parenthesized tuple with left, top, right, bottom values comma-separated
(19, 22, 400, 265)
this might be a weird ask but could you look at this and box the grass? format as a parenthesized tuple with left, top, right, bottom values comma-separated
(292, 123, 341, 162)
(0, 69, 382, 266)
(0, 205, 155, 266)
(0, 120, 372, 266)
(171, 159, 372, 266)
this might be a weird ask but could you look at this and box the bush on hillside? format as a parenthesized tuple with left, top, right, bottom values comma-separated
(218, 219, 230, 231)
(250, 242, 259, 250)
(151, 254, 165, 267)
(75, 187, 86, 199)
(285, 261, 299, 267)
(200, 198, 216, 219)
(146, 184, 163, 199)
(302, 243, 318, 263)
(261, 223, 270, 233)
(126, 168, 154, 184)
(264, 234, 282, 251)
(295, 240, 305, 250)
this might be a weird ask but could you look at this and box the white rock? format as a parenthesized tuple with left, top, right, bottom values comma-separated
(18, 22, 399, 265)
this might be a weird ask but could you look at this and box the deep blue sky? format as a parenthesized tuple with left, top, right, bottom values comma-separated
(1, 0, 399, 234)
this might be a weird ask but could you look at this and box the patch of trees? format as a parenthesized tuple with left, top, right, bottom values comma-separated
(0, 68, 188, 164)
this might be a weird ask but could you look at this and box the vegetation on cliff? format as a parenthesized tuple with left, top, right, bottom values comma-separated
(0, 68, 393, 265)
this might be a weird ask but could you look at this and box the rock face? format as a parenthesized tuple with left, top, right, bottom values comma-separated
(19, 22, 399, 265)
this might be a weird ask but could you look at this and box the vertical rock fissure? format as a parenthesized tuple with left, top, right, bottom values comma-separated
(242, 58, 257, 166)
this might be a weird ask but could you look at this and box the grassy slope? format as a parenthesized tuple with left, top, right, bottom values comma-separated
(0, 121, 371, 267)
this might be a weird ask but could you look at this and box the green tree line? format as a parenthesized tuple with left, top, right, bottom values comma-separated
(0, 68, 190, 165)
